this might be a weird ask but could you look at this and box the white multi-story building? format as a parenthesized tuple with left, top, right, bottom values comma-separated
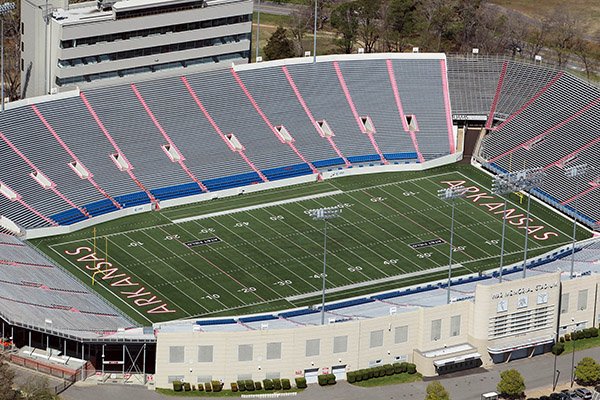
(20, 0, 252, 98)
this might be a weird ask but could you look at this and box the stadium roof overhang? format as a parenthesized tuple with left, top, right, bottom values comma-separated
(487, 335, 554, 354)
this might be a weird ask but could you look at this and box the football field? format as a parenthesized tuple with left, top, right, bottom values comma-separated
(31, 165, 590, 324)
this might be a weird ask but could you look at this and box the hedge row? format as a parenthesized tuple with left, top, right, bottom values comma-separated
(172, 380, 223, 392)
(317, 374, 336, 386)
(560, 327, 600, 342)
(347, 362, 417, 383)
(231, 378, 293, 392)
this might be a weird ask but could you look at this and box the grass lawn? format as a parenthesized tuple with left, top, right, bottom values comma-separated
(30, 164, 590, 324)
(562, 336, 600, 354)
(156, 388, 299, 397)
(351, 372, 423, 387)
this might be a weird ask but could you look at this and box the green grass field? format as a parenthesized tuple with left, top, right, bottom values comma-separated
(30, 164, 590, 324)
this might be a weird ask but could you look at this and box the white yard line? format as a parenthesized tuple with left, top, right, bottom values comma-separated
(172, 191, 343, 224)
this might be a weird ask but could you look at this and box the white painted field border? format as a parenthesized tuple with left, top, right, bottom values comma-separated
(172, 191, 343, 224)
(241, 392, 297, 398)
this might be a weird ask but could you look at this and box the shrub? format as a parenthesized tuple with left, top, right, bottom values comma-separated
(393, 363, 403, 374)
(197, 383, 204, 392)
(592, 327, 599, 337)
(204, 382, 212, 392)
(212, 381, 222, 392)
(565, 333, 571, 341)
(273, 378, 282, 390)
(183, 382, 191, 392)
(245, 380, 255, 391)
(295, 377, 307, 389)
(400, 362, 409, 373)
(584, 328, 593, 339)
(254, 381, 262, 391)
(551, 342, 565, 355)
(263, 379, 274, 391)
(192, 385, 196, 391)
(282, 378, 291, 390)
(318, 374, 328, 386)
(559, 336, 565, 343)
(347, 371, 356, 383)
(327, 373, 336, 385)
(497, 369, 525, 399)
(407, 363, 417, 374)
(575, 357, 600, 386)
(237, 380, 245, 392)
(230, 382, 238, 392)
(172, 381, 183, 392)
(384, 364, 394, 376)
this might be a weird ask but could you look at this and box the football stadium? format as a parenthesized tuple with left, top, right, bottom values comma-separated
(0, 50, 599, 390)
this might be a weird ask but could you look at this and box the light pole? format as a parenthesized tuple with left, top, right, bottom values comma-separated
(312, 0, 317, 63)
(564, 164, 595, 279)
(490, 168, 545, 282)
(515, 168, 545, 278)
(0, 2, 15, 112)
(437, 185, 468, 304)
(308, 207, 341, 325)
(255, 0, 261, 62)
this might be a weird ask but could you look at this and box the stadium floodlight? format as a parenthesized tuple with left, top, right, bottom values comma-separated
(308, 207, 341, 325)
(491, 173, 517, 282)
(0, 2, 16, 112)
(312, 0, 318, 64)
(564, 164, 595, 279)
(437, 186, 469, 304)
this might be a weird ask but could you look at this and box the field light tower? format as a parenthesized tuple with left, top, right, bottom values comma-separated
(564, 164, 595, 279)
(490, 168, 546, 281)
(308, 207, 341, 325)
(514, 168, 545, 278)
(437, 185, 468, 304)
(255, 0, 261, 62)
(0, 2, 15, 112)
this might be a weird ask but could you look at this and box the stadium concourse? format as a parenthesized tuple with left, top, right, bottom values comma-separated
(0, 53, 598, 387)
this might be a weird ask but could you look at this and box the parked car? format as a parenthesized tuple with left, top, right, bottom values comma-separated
(550, 392, 571, 400)
(574, 388, 592, 400)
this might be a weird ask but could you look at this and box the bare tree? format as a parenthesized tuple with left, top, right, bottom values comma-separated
(355, 0, 382, 53)
(0, 354, 18, 400)
(545, 7, 580, 68)
(289, 8, 312, 56)
(572, 36, 600, 80)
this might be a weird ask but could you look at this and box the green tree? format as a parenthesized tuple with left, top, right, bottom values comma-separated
(355, 0, 382, 53)
(382, 0, 421, 51)
(496, 369, 525, 399)
(263, 26, 296, 61)
(574, 357, 600, 386)
(330, 2, 359, 54)
(425, 381, 450, 400)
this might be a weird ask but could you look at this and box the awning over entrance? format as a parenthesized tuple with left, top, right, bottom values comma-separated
(487, 335, 554, 355)
(433, 352, 481, 367)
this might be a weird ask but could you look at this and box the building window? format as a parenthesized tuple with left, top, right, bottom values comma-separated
(577, 290, 588, 311)
(333, 336, 348, 354)
(306, 339, 320, 357)
(238, 344, 253, 362)
(266, 372, 280, 379)
(197, 375, 212, 383)
(395, 326, 408, 344)
(197, 345, 213, 363)
(370, 330, 384, 348)
(237, 374, 252, 381)
(450, 315, 461, 337)
(266, 342, 281, 360)
(561, 293, 569, 314)
(168, 375, 184, 383)
(169, 346, 184, 363)
(431, 319, 442, 341)
(21, 22, 24, 35)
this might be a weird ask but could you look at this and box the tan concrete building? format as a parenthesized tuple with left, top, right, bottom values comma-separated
(153, 267, 600, 388)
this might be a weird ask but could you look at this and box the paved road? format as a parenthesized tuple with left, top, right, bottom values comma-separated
(57, 347, 600, 400)
(255, 0, 300, 16)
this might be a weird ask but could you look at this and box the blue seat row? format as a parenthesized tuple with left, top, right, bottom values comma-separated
(84, 199, 119, 217)
(238, 314, 278, 323)
(383, 152, 418, 160)
(261, 163, 313, 181)
(114, 191, 151, 208)
(347, 154, 381, 163)
(313, 157, 346, 168)
(325, 297, 374, 311)
(195, 318, 237, 326)
(151, 182, 204, 201)
(203, 171, 262, 191)
(50, 208, 87, 225)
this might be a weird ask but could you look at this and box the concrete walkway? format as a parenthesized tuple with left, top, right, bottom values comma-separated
(59, 347, 600, 400)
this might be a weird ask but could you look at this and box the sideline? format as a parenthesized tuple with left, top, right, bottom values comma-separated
(172, 191, 343, 224)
